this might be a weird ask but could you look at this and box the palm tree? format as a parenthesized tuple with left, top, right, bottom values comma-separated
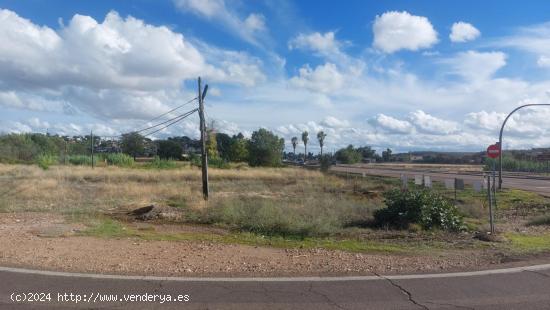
(317, 131, 327, 156)
(301, 131, 309, 162)
(291, 137, 298, 155)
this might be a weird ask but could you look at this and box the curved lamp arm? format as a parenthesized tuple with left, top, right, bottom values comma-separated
(498, 103, 550, 189)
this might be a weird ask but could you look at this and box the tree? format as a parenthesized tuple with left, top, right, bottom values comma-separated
(157, 140, 182, 160)
(335, 145, 362, 164)
(121, 132, 145, 160)
(301, 131, 309, 162)
(382, 148, 393, 162)
(206, 129, 219, 160)
(229, 134, 249, 162)
(317, 131, 327, 156)
(291, 137, 298, 155)
(357, 146, 376, 159)
(247, 128, 284, 167)
(216, 132, 232, 161)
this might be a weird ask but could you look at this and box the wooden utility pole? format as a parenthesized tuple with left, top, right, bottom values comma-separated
(90, 130, 94, 169)
(198, 77, 209, 200)
(64, 140, 68, 165)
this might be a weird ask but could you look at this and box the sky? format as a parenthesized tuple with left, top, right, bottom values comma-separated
(2, 0, 550, 154)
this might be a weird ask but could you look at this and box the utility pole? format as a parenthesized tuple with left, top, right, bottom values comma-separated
(64, 140, 68, 165)
(198, 77, 209, 200)
(90, 130, 94, 169)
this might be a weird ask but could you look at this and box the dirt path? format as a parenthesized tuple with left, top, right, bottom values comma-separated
(0, 212, 544, 277)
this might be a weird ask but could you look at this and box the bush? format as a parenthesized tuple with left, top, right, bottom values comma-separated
(36, 154, 58, 170)
(157, 140, 182, 160)
(319, 154, 333, 172)
(104, 153, 134, 167)
(335, 145, 362, 164)
(146, 156, 178, 169)
(374, 189, 464, 231)
(208, 157, 230, 169)
(68, 155, 95, 166)
(485, 155, 549, 173)
(181, 196, 373, 238)
(528, 215, 550, 226)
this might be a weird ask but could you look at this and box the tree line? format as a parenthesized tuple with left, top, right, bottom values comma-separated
(0, 129, 392, 167)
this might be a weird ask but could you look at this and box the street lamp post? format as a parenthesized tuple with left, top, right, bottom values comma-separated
(498, 103, 550, 189)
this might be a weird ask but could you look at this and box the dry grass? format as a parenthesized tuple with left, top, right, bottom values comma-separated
(0, 164, 382, 217)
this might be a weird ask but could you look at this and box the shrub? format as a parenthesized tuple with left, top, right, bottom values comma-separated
(374, 189, 464, 231)
(68, 155, 95, 166)
(319, 154, 333, 172)
(183, 196, 373, 238)
(104, 153, 134, 167)
(335, 145, 362, 164)
(528, 215, 550, 226)
(157, 140, 182, 160)
(36, 154, 58, 170)
(208, 157, 230, 169)
(146, 156, 178, 169)
(485, 155, 549, 173)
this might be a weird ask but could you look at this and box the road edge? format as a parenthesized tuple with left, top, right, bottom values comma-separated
(1, 263, 550, 282)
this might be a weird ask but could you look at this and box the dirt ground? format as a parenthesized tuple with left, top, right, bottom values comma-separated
(1, 212, 547, 277)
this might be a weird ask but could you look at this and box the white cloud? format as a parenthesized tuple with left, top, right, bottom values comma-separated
(409, 110, 459, 135)
(464, 110, 504, 131)
(289, 63, 344, 93)
(372, 11, 438, 53)
(443, 50, 507, 81)
(492, 22, 550, 69)
(465, 107, 550, 139)
(370, 114, 413, 134)
(0, 9, 265, 119)
(173, 0, 267, 46)
(244, 13, 266, 32)
(537, 55, 550, 67)
(321, 116, 350, 128)
(449, 22, 480, 42)
(289, 32, 340, 56)
(173, 0, 222, 17)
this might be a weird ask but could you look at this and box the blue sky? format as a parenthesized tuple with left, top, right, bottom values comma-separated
(2, 0, 550, 153)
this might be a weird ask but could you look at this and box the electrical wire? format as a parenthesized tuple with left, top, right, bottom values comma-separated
(98, 96, 198, 139)
(135, 108, 197, 134)
(142, 108, 198, 138)
(142, 97, 197, 124)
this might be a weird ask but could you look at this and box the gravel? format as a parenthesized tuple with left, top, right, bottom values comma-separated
(0, 212, 541, 277)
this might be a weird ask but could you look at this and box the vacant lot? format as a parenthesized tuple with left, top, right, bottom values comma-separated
(1, 163, 550, 276)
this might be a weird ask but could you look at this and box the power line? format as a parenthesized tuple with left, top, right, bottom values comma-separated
(134, 98, 197, 133)
(142, 108, 198, 138)
(143, 97, 197, 125)
(135, 109, 197, 134)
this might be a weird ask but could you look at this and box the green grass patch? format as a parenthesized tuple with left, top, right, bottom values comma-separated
(505, 233, 550, 253)
(68, 155, 95, 166)
(495, 189, 545, 209)
(144, 156, 179, 169)
(103, 153, 134, 167)
(79, 218, 407, 254)
(81, 218, 130, 238)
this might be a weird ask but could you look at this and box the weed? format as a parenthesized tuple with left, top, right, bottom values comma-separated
(527, 214, 550, 226)
(36, 154, 58, 170)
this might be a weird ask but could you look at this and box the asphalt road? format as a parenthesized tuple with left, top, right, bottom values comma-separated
(331, 165, 550, 197)
(2, 265, 550, 309)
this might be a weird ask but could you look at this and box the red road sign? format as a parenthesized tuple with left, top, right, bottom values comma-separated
(487, 144, 501, 158)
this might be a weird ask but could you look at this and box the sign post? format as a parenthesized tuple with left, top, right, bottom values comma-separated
(486, 143, 501, 233)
